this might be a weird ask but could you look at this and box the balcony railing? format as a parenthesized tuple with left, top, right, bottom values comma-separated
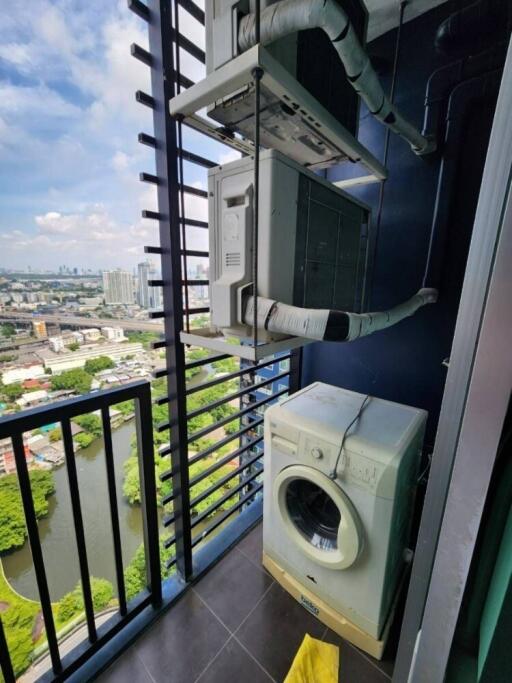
(1, 1, 301, 680)
(0, 382, 161, 683)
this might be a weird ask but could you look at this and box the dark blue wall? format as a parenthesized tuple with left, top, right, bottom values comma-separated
(301, 1, 500, 446)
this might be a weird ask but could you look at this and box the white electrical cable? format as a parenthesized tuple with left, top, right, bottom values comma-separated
(242, 288, 437, 342)
(238, 0, 435, 155)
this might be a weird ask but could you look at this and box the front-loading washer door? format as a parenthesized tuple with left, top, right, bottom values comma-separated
(274, 464, 364, 570)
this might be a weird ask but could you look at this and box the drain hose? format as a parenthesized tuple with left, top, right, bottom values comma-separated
(242, 288, 438, 341)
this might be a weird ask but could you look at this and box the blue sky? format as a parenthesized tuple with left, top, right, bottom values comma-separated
(0, 0, 238, 272)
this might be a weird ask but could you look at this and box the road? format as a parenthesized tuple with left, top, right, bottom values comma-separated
(20, 610, 116, 683)
(0, 311, 164, 333)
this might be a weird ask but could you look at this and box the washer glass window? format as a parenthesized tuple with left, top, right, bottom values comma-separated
(274, 465, 363, 569)
(285, 478, 341, 551)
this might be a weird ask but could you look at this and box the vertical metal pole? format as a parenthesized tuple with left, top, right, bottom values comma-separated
(61, 418, 97, 642)
(11, 433, 61, 674)
(147, 0, 193, 579)
(289, 349, 303, 394)
(0, 616, 15, 683)
(101, 406, 128, 615)
(251, 0, 262, 350)
(173, 0, 191, 333)
(136, 383, 162, 605)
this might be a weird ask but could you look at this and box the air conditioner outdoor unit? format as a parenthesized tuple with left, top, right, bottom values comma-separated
(208, 149, 372, 341)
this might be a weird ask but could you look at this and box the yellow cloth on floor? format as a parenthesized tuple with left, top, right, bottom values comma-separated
(284, 633, 339, 683)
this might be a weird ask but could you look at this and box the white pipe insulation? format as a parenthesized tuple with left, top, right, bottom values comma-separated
(238, 0, 435, 155)
(242, 289, 438, 342)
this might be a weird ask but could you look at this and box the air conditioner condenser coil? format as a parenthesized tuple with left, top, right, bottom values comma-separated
(209, 149, 373, 341)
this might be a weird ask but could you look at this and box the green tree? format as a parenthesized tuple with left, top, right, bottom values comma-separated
(124, 541, 173, 602)
(57, 577, 114, 623)
(84, 356, 115, 374)
(74, 432, 94, 449)
(48, 427, 62, 443)
(1, 599, 40, 676)
(2, 383, 24, 401)
(73, 413, 102, 437)
(213, 356, 238, 374)
(114, 400, 134, 417)
(91, 577, 114, 611)
(1, 322, 15, 337)
(68, 341, 80, 352)
(50, 368, 92, 394)
(224, 417, 240, 435)
(125, 331, 159, 349)
(0, 471, 55, 552)
(122, 456, 141, 504)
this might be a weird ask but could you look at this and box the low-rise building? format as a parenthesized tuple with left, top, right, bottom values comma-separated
(101, 326, 125, 342)
(79, 296, 103, 307)
(49, 331, 85, 352)
(49, 336, 65, 352)
(70, 331, 84, 345)
(0, 436, 33, 474)
(16, 389, 48, 408)
(82, 328, 102, 342)
(43, 342, 144, 374)
(2, 364, 45, 386)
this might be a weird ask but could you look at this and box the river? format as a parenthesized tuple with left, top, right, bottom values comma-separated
(2, 419, 147, 601)
(1, 366, 233, 603)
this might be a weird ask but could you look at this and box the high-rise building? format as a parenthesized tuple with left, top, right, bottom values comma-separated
(137, 261, 162, 309)
(102, 270, 134, 305)
(137, 262, 151, 309)
(149, 265, 162, 309)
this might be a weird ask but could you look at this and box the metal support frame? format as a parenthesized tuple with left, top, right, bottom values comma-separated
(394, 38, 512, 683)
(146, 0, 193, 579)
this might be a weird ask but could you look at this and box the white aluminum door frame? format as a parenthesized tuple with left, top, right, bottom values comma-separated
(394, 37, 512, 683)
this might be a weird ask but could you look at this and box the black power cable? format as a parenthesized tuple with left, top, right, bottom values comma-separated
(330, 394, 371, 480)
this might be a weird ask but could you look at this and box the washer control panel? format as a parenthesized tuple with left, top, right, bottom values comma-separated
(270, 422, 384, 494)
(346, 455, 378, 486)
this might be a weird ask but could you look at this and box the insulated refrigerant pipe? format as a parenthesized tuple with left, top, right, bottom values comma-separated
(238, 0, 435, 155)
(242, 288, 438, 342)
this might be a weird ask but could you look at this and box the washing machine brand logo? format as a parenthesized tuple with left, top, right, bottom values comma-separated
(300, 595, 319, 616)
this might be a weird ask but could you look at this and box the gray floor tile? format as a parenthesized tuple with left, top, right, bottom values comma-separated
(236, 582, 325, 682)
(194, 547, 273, 631)
(323, 629, 392, 682)
(236, 523, 264, 568)
(96, 647, 152, 683)
(135, 589, 230, 683)
(197, 637, 274, 683)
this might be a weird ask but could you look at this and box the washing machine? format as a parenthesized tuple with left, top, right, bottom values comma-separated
(263, 382, 427, 639)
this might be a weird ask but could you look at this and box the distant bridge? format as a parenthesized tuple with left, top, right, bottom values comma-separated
(0, 312, 164, 333)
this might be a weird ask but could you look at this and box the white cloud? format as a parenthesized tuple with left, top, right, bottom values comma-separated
(111, 151, 131, 171)
(0, 43, 32, 66)
(2, 205, 157, 268)
(0, 0, 227, 270)
(219, 150, 242, 165)
(0, 83, 81, 118)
